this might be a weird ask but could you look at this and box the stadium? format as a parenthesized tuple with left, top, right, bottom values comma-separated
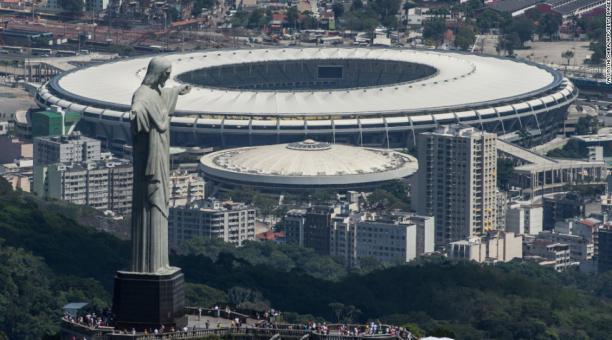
(199, 139, 418, 192)
(35, 47, 577, 149)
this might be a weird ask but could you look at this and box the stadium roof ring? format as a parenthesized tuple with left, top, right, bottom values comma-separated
(36, 47, 577, 148)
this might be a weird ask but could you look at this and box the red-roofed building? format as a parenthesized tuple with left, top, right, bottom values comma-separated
(256, 230, 286, 242)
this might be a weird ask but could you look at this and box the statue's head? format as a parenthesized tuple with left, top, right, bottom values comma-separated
(142, 57, 172, 89)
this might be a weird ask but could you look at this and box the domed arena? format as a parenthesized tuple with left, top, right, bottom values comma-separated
(35, 47, 577, 149)
(199, 139, 418, 192)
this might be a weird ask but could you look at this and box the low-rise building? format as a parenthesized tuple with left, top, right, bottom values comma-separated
(506, 200, 543, 235)
(448, 231, 522, 263)
(572, 218, 603, 256)
(524, 240, 575, 272)
(0, 136, 32, 164)
(1, 157, 33, 192)
(330, 213, 435, 267)
(536, 231, 594, 262)
(354, 220, 417, 265)
(169, 198, 256, 248)
(169, 170, 205, 207)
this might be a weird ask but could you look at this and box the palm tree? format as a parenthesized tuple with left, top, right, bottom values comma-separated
(561, 49, 574, 66)
(402, 1, 416, 28)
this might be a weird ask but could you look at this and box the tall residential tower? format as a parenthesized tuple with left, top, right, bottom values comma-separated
(413, 125, 497, 248)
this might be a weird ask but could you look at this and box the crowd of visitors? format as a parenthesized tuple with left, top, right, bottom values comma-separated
(63, 304, 412, 339)
(63, 310, 112, 329)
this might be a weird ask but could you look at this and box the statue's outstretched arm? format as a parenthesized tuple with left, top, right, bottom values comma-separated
(163, 85, 191, 116)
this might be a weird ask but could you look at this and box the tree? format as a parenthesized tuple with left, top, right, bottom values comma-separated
(547, 140, 588, 159)
(454, 25, 476, 50)
(536, 13, 561, 40)
(508, 17, 534, 48)
(561, 50, 574, 65)
(228, 287, 270, 312)
(59, 0, 82, 13)
(355, 256, 383, 273)
(402, 1, 416, 17)
(497, 32, 520, 56)
(253, 193, 276, 224)
(475, 9, 502, 32)
(370, 0, 401, 18)
(584, 16, 605, 64)
(301, 11, 319, 29)
(247, 8, 269, 29)
(0, 176, 12, 196)
(332, 2, 344, 18)
(231, 10, 250, 27)
(575, 115, 599, 135)
(423, 18, 446, 45)
(0, 243, 60, 339)
(192, 0, 216, 17)
(286, 6, 299, 29)
(166, 6, 181, 22)
(351, 0, 363, 11)
(329, 302, 345, 322)
(185, 283, 228, 307)
(462, 0, 484, 18)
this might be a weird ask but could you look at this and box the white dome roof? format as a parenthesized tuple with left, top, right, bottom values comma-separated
(200, 141, 418, 187)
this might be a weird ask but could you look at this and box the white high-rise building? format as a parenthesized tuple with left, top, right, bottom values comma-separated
(413, 125, 497, 248)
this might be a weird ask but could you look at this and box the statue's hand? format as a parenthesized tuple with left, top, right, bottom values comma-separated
(178, 85, 191, 95)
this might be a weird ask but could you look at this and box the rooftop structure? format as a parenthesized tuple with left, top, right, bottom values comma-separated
(487, 0, 546, 16)
(497, 139, 606, 198)
(552, 0, 605, 17)
(33, 132, 101, 166)
(36, 47, 576, 148)
(199, 140, 418, 191)
(486, 0, 604, 18)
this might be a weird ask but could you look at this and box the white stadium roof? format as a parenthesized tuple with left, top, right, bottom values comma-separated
(53, 47, 559, 116)
(199, 140, 418, 187)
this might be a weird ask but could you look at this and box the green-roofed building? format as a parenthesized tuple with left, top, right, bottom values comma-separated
(31, 109, 80, 138)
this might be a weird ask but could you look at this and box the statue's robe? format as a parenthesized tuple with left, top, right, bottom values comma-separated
(130, 85, 180, 273)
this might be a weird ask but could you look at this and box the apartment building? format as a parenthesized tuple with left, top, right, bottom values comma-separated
(414, 125, 497, 248)
(169, 198, 256, 248)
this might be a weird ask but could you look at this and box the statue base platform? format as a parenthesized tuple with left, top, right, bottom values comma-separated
(112, 268, 187, 331)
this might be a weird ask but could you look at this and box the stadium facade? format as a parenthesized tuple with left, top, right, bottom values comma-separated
(35, 47, 577, 149)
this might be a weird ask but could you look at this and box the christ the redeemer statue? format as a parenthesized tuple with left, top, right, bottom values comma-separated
(129, 57, 190, 273)
(113, 57, 190, 329)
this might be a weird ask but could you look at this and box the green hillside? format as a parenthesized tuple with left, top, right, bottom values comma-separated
(1, 179, 611, 339)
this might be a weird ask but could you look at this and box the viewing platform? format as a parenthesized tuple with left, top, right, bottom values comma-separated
(60, 307, 415, 340)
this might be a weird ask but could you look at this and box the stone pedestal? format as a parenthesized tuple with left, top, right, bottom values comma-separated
(112, 267, 187, 330)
